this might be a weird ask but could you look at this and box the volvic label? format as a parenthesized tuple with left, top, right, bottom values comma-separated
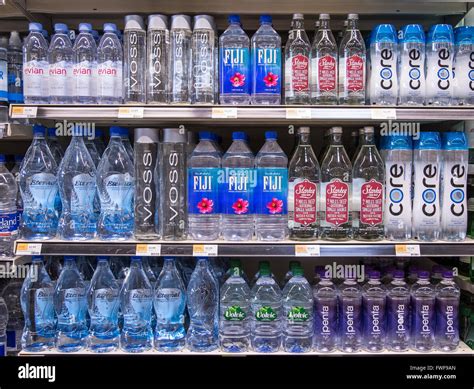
(220, 48, 250, 95)
(256, 168, 287, 215)
(441, 161, 467, 230)
(224, 305, 247, 321)
(220, 168, 254, 215)
(385, 161, 412, 230)
(255, 306, 277, 322)
(0, 211, 18, 237)
(287, 306, 310, 323)
(188, 168, 220, 214)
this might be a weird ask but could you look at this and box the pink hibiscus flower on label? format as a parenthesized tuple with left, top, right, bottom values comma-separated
(232, 198, 249, 214)
(197, 198, 214, 214)
(230, 72, 246, 87)
(266, 198, 283, 214)
(263, 72, 279, 87)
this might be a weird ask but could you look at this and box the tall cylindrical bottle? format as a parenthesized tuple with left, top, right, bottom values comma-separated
(453, 26, 474, 105)
(146, 15, 169, 104)
(338, 277, 362, 352)
(435, 270, 460, 351)
(8, 31, 23, 103)
(362, 271, 386, 352)
(72, 23, 97, 104)
(312, 270, 337, 352)
(123, 15, 146, 104)
(48, 23, 73, 104)
(411, 271, 436, 351)
(386, 270, 410, 351)
(169, 15, 192, 104)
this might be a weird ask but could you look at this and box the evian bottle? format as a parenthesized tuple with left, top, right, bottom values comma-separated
(288, 127, 321, 240)
(352, 126, 385, 240)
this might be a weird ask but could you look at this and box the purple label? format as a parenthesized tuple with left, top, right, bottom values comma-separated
(412, 298, 435, 340)
(435, 298, 459, 342)
(314, 298, 337, 339)
(339, 298, 362, 339)
(387, 296, 410, 339)
(363, 297, 386, 341)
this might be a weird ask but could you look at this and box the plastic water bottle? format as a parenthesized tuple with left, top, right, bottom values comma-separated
(251, 15, 281, 105)
(282, 268, 313, 353)
(313, 269, 338, 352)
(398, 24, 426, 105)
(362, 271, 386, 352)
(441, 132, 468, 241)
(96, 127, 134, 240)
(0, 37, 6, 103)
(8, 31, 23, 103)
(435, 270, 460, 351)
(369, 24, 398, 105)
(338, 277, 362, 352)
(57, 128, 97, 240)
(384, 135, 413, 240)
(426, 24, 454, 106)
(188, 131, 221, 240)
(19, 125, 59, 240)
(2, 280, 23, 354)
(413, 132, 441, 241)
(169, 15, 192, 104)
(48, 23, 73, 104)
(0, 298, 7, 356)
(222, 132, 255, 241)
(147, 15, 169, 104)
(186, 257, 219, 352)
(54, 256, 88, 352)
(72, 23, 97, 104)
(453, 26, 474, 105)
(255, 131, 288, 240)
(0, 155, 18, 258)
(219, 15, 250, 104)
(386, 270, 411, 351)
(124, 15, 146, 104)
(411, 271, 436, 351)
(97, 23, 123, 104)
(219, 265, 251, 352)
(120, 257, 153, 352)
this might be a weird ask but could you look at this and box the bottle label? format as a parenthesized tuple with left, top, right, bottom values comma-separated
(289, 179, 317, 225)
(98, 60, 119, 96)
(193, 31, 215, 93)
(93, 288, 118, 318)
(220, 48, 250, 95)
(220, 168, 254, 215)
(317, 55, 337, 91)
(48, 60, 72, 97)
(371, 46, 398, 98)
(441, 161, 467, 229)
(72, 173, 96, 209)
(340, 300, 361, 338)
(256, 167, 287, 215)
(253, 48, 281, 95)
(73, 60, 96, 97)
(154, 288, 182, 302)
(387, 296, 410, 337)
(188, 168, 220, 215)
(286, 306, 310, 323)
(426, 47, 453, 99)
(148, 30, 169, 96)
(414, 161, 440, 227)
(413, 299, 435, 338)
(345, 54, 364, 92)
(255, 306, 277, 322)
(287, 53, 309, 92)
(35, 288, 54, 326)
(399, 45, 425, 100)
(0, 60, 7, 101)
(436, 299, 458, 340)
(0, 211, 18, 237)
(314, 299, 337, 338)
(385, 161, 412, 229)
(62, 287, 86, 322)
(325, 179, 349, 226)
(154, 287, 184, 321)
(8, 63, 24, 103)
(103, 173, 134, 209)
(127, 289, 153, 321)
(362, 298, 386, 338)
(224, 305, 247, 321)
(454, 54, 474, 99)
(23, 60, 48, 97)
(27, 172, 58, 214)
(360, 179, 383, 225)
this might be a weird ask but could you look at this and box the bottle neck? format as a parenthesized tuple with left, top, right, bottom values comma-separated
(163, 258, 175, 270)
(329, 133, 343, 145)
(293, 19, 304, 30)
(297, 132, 311, 146)
(363, 133, 375, 146)
(319, 19, 330, 30)
(348, 18, 358, 30)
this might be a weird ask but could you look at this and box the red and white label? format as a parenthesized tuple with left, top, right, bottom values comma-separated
(293, 179, 317, 226)
(325, 179, 349, 226)
(346, 54, 364, 92)
(360, 179, 383, 225)
(292, 54, 309, 92)
(318, 55, 336, 92)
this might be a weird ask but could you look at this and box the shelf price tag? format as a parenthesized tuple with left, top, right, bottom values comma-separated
(11, 106, 38, 119)
(193, 244, 218, 257)
(286, 108, 312, 119)
(295, 245, 320, 257)
(117, 107, 144, 118)
(16, 243, 42, 255)
(395, 244, 420, 256)
(370, 108, 396, 120)
(135, 244, 161, 256)
(211, 107, 238, 119)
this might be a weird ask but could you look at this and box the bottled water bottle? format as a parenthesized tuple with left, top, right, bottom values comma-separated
(87, 256, 120, 352)
(161, 128, 187, 240)
(251, 15, 281, 105)
(426, 24, 454, 106)
(188, 131, 221, 240)
(96, 127, 134, 240)
(255, 131, 288, 240)
(57, 128, 97, 240)
(411, 271, 436, 351)
(222, 132, 255, 241)
(413, 132, 441, 241)
(72, 23, 97, 104)
(97, 23, 123, 104)
(282, 268, 313, 353)
(8, 31, 23, 103)
(435, 270, 460, 351)
(338, 277, 362, 352)
(120, 257, 153, 352)
(362, 271, 386, 352)
(441, 132, 468, 241)
(386, 270, 410, 351)
(47, 128, 64, 166)
(54, 256, 88, 352)
(0, 155, 18, 258)
(2, 279, 23, 354)
(313, 270, 338, 352)
(453, 26, 474, 105)
(219, 265, 251, 352)
(146, 15, 169, 104)
(219, 15, 250, 104)
(124, 15, 146, 104)
(192, 15, 216, 104)
(169, 15, 192, 104)
(0, 298, 7, 356)
(20, 256, 55, 351)
(48, 23, 73, 104)
(384, 135, 413, 240)
(19, 125, 59, 240)
(186, 257, 219, 352)
(154, 257, 186, 351)
(369, 24, 398, 105)
(398, 24, 426, 105)
(23, 23, 49, 104)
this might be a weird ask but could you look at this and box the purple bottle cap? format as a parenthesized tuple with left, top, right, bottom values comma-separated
(418, 270, 430, 279)
(368, 270, 381, 279)
(393, 270, 405, 279)
(442, 270, 454, 278)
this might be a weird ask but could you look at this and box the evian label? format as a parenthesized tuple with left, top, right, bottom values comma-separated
(292, 179, 317, 226)
(23, 60, 48, 97)
(360, 179, 383, 225)
(325, 179, 349, 226)
(291, 54, 309, 92)
(345, 54, 364, 92)
(317, 55, 336, 91)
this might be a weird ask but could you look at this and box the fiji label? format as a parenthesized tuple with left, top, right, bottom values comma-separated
(188, 168, 219, 215)
(253, 47, 281, 95)
(360, 179, 383, 225)
(287, 306, 310, 323)
(256, 168, 287, 215)
(325, 179, 349, 226)
(0, 211, 18, 237)
(346, 54, 364, 92)
(220, 168, 254, 215)
(220, 48, 250, 95)
(255, 306, 277, 322)
(317, 55, 337, 91)
(290, 179, 317, 225)
(224, 305, 247, 321)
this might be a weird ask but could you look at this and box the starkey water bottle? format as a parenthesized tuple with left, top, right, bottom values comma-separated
(255, 131, 288, 240)
(251, 15, 281, 105)
(0, 155, 18, 258)
(169, 15, 192, 104)
(338, 277, 362, 352)
(219, 15, 250, 104)
(73, 23, 97, 104)
(188, 131, 221, 240)
(435, 270, 460, 351)
(124, 15, 146, 104)
(411, 271, 436, 351)
(20, 256, 55, 351)
(362, 271, 386, 352)
(147, 14, 169, 104)
(8, 31, 23, 103)
(48, 23, 73, 104)
(386, 270, 411, 351)
(453, 26, 474, 105)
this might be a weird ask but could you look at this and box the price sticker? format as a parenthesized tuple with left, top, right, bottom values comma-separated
(16, 243, 42, 255)
(193, 244, 218, 257)
(370, 108, 396, 120)
(10, 106, 38, 119)
(211, 107, 238, 119)
(117, 107, 144, 118)
(286, 108, 312, 119)
(395, 244, 420, 256)
(295, 245, 321, 257)
(135, 244, 161, 256)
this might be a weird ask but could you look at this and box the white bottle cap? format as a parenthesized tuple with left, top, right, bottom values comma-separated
(319, 14, 330, 20)
(348, 14, 359, 20)
(193, 15, 214, 30)
(364, 126, 374, 133)
(124, 15, 145, 31)
(134, 128, 160, 144)
(171, 15, 192, 31)
(293, 13, 304, 20)
(148, 14, 168, 30)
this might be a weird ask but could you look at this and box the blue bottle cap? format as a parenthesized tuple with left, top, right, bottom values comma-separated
(388, 135, 413, 150)
(47, 127, 57, 138)
(427, 24, 454, 44)
(95, 128, 104, 137)
(109, 126, 122, 137)
(32, 255, 43, 262)
(79, 23, 92, 32)
(232, 131, 246, 140)
(455, 26, 474, 45)
(400, 24, 425, 44)
(64, 256, 76, 261)
(414, 132, 441, 150)
(33, 124, 46, 136)
(418, 270, 430, 279)
(54, 23, 68, 33)
(228, 15, 241, 24)
(197, 256, 208, 260)
(265, 131, 277, 140)
(199, 131, 213, 141)
(163, 256, 176, 261)
(96, 256, 109, 262)
(0, 154, 5, 163)
(370, 24, 398, 44)
(393, 270, 405, 279)
(131, 256, 142, 261)
(14, 155, 23, 162)
(210, 132, 218, 142)
(260, 15, 272, 24)
(442, 132, 468, 150)
(29, 22, 43, 32)
(103, 23, 117, 33)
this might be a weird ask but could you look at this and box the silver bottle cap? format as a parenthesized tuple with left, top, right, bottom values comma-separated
(171, 15, 192, 30)
(125, 15, 145, 30)
(134, 128, 160, 143)
(147, 15, 168, 30)
(163, 128, 187, 143)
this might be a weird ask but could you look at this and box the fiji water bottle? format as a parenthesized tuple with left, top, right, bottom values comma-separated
(147, 15, 169, 104)
(8, 31, 23, 103)
(411, 271, 436, 351)
(72, 23, 97, 104)
(48, 23, 73, 104)
(386, 270, 410, 351)
(435, 270, 460, 351)
(0, 155, 18, 258)
(169, 15, 192, 104)
(453, 26, 474, 105)
(338, 277, 362, 352)
(362, 271, 386, 352)
(124, 15, 146, 104)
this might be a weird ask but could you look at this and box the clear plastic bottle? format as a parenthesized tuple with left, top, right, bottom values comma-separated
(362, 271, 386, 352)
(435, 270, 460, 351)
(8, 31, 23, 103)
(386, 270, 411, 351)
(72, 23, 97, 104)
(313, 270, 338, 352)
(48, 23, 73, 104)
(2, 279, 23, 354)
(338, 277, 362, 352)
(0, 155, 18, 257)
(147, 14, 169, 104)
(453, 26, 474, 105)
(124, 15, 146, 104)
(0, 298, 7, 356)
(169, 15, 192, 104)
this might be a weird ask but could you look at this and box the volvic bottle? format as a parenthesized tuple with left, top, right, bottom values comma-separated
(219, 15, 250, 104)
(0, 155, 18, 257)
(48, 23, 73, 104)
(386, 270, 410, 351)
(411, 271, 436, 351)
(453, 26, 474, 105)
(8, 31, 23, 103)
(413, 132, 441, 241)
(362, 271, 386, 352)
(73, 23, 97, 104)
(338, 277, 363, 352)
(441, 132, 468, 241)
(124, 15, 146, 104)
(384, 135, 413, 240)
(169, 15, 192, 104)
(313, 270, 338, 352)
(251, 15, 281, 105)
(320, 127, 352, 240)
(146, 14, 169, 104)
(188, 131, 221, 240)
(435, 270, 460, 351)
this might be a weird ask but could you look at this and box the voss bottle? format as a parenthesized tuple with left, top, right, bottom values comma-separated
(169, 15, 192, 104)
(146, 15, 169, 104)
(123, 15, 146, 104)
(453, 26, 474, 105)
